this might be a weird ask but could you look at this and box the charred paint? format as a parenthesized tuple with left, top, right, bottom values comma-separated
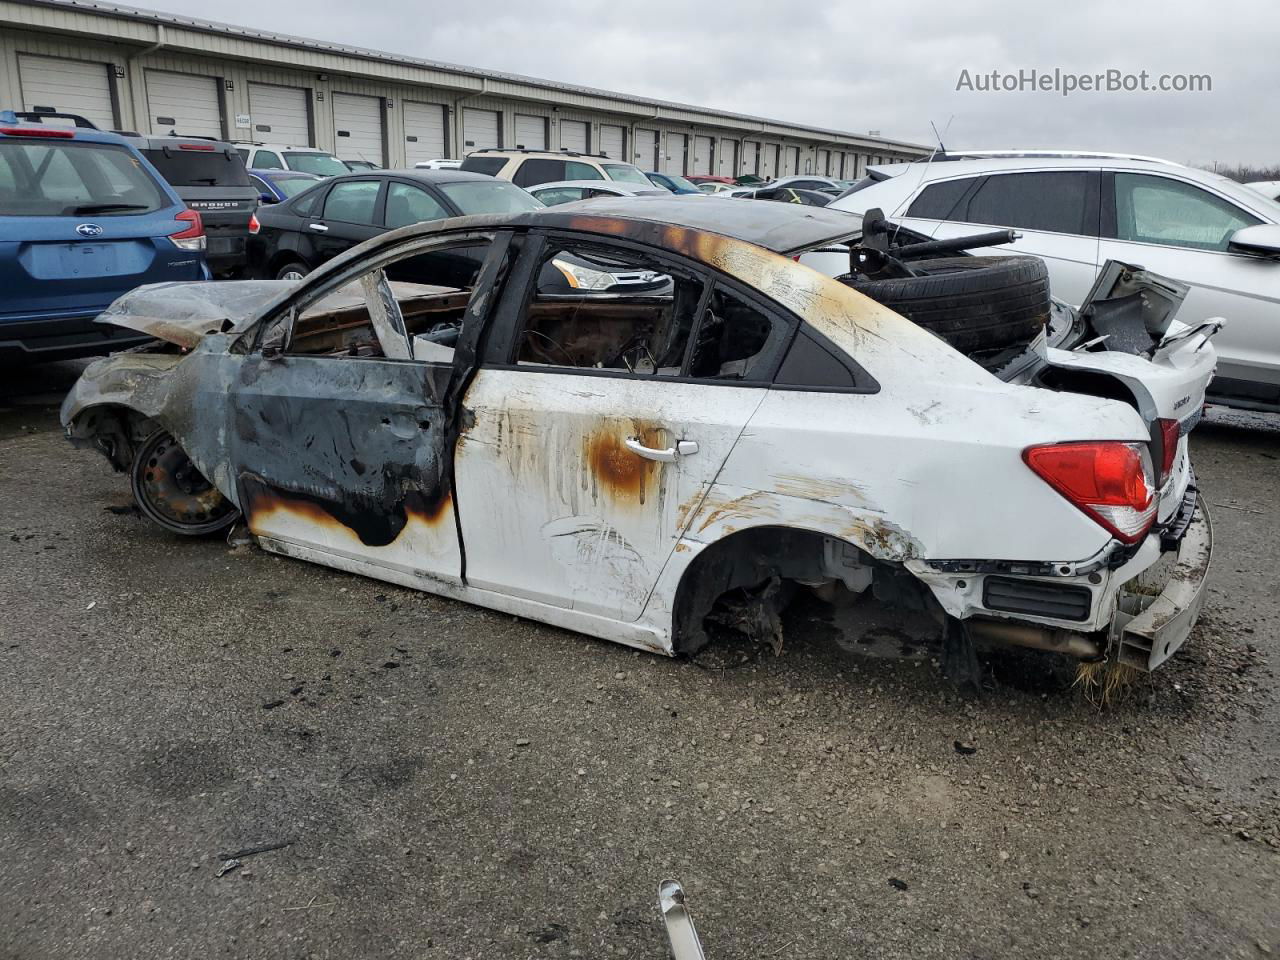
(240, 472, 452, 548)
(584, 422, 666, 504)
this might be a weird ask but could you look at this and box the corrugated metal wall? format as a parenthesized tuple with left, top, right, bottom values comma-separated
(0, 14, 925, 174)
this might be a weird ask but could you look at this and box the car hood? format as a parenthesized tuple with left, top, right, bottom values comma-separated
(97, 280, 297, 349)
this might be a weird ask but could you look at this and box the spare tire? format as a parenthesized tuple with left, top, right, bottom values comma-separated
(845, 256, 1050, 354)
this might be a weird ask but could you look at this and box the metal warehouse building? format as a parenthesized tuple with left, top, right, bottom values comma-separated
(0, 0, 928, 178)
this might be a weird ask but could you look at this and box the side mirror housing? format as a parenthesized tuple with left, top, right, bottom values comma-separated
(1228, 223, 1280, 257)
(259, 192, 278, 204)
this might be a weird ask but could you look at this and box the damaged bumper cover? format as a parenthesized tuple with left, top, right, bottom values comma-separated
(1112, 496, 1212, 671)
(909, 496, 1212, 671)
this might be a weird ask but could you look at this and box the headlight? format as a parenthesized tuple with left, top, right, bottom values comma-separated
(552, 258, 615, 290)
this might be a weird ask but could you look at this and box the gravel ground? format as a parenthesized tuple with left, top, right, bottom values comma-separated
(1, 366, 1277, 960)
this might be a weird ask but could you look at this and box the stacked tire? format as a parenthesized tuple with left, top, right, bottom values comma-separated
(845, 256, 1051, 355)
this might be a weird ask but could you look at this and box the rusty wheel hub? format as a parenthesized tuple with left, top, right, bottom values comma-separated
(130, 430, 239, 536)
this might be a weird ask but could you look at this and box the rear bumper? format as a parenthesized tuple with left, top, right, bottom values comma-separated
(205, 234, 249, 275)
(1113, 496, 1212, 671)
(910, 495, 1212, 672)
(0, 312, 151, 363)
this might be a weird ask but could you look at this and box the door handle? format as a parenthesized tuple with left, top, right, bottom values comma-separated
(308, 222, 328, 232)
(625, 437, 699, 462)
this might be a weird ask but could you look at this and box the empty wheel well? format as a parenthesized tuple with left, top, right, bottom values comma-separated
(66, 403, 158, 472)
(671, 526, 934, 655)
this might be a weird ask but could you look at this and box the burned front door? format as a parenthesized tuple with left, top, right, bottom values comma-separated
(226, 233, 509, 585)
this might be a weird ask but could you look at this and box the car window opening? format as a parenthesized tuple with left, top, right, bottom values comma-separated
(514, 242, 782, 380)
(285, 239, 497, 362)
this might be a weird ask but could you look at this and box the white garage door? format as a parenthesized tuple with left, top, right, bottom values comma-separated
(248, 83, 310, 144)
(463, 108, 500, 151)
(782, 146, 800, 176)
(332, 92, 384, 166)
(663, 133, 687, 175)
(717, 139, 738, 177)
(740, 140, 758, 176)
(514, 114, 547, 151)
(403, 101, 447, 165)
(761, 144, 778, 179)
(560, 119, 589, 153)
(816, 149, 830, 176)
(18, 54, 115, 129)
(599, 124, 625, 161)
(692, 135, 714, 175)
(634, 128, 659, 170)
(146, 70, 221, 138)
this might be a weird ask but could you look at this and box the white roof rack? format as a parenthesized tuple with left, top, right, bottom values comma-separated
(944, 149, 1178, 165)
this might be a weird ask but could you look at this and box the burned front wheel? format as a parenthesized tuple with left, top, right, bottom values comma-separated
(130, 430, 240, 536)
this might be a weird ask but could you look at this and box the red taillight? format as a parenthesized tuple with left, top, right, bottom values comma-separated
(178, 143, 216, 151)
(1155, 418, 1180, 488)
(170, 209, 206, 251)
(0, 126, 74, 138)
(172, 208, 203, 239)
(1023, 441, 1156, 544)
(248, 212, 260, 235)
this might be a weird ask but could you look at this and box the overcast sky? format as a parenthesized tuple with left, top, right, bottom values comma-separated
(143, 0, 1277, 167)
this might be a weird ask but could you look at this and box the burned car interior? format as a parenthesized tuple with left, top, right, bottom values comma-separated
(514, 241, 778, 379)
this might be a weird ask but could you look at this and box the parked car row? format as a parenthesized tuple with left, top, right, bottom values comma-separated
(3, 108, 1277, 417)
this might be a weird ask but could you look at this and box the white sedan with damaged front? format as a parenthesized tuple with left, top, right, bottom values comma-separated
(62, 198, 1215, 687)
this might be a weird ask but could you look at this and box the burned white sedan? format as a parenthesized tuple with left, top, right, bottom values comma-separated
(62, 199, 1214, 681)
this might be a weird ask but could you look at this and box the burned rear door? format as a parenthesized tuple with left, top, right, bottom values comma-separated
(454, 232, 789, 620)
(228, 231, 511, 586)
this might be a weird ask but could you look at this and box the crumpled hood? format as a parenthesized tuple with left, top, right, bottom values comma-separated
(97, 279, 297, 349)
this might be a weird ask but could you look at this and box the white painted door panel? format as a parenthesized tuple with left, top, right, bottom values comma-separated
(331, 92, 383, 165)
(19, 54, 114, 129)
(146, 70, 221, 138)
(634, 128, 659, 169)
(560, 119, 589, 153)
(693, 135, 713, 175)
(514, 114, 547, 150)
(599, 124, 625, 161)
(760, 144, 778, 179)
(248, 83, 310, 144)
(663, 133, 687, 175)
(463, 108, 500, 151)
(455, 371, 762, 620)
(924, 219, 1101, 306)
(403, 101, 448, 164)
(718, 139, 738, 177)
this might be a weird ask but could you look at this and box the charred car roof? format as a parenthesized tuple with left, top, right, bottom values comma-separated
(350, 196, 865, 259)
(521, 196, 863, 253)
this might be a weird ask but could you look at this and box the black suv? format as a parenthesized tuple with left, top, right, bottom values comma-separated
(119, 133, 257, 276)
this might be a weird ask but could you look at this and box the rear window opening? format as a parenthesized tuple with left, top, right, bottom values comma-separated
(141, 147, 251, 187)
(0, 139, 169, 217)
(458, 156, 508, 177)
(282, 152, 349, 177)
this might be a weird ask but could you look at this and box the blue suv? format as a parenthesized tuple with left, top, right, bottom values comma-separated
(0, 110, 210, 363)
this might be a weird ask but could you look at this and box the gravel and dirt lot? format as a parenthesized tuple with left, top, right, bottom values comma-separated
(1, 364, 1277, 960)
